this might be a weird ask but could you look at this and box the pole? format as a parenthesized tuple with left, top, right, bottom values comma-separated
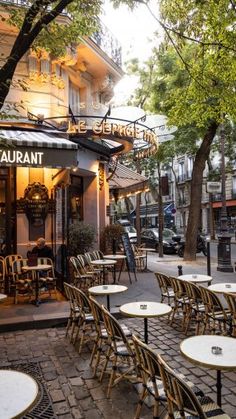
(217, 121, 233, 272)
(206, 238, 211, 276)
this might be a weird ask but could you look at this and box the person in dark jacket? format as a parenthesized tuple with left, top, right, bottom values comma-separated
(31, 237, 54, 261)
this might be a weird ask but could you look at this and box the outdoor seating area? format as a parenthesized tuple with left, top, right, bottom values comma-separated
(59, 267, 236, 418)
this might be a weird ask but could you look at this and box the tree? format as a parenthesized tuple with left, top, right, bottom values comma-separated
(127, 0, 236, 260)
(0, 0, 140, 112)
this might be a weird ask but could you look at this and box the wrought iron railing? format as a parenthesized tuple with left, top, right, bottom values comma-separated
(0, 0, 122, 66)
(91, 21, 122, 67)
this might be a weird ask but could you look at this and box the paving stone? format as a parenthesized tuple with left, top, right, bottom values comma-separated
(79, 396, 96, 411)
(70, 376, 84, 386)
(53, 401, 70, 415)
(50, 389, 66, 402)
(90, 386, 106, 401)
(71, 407, 84, 419)
(84, 408, 102, 418)
(74, 387, 91, 400)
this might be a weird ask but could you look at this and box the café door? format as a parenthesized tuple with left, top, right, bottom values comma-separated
(0, 168, 16, 255)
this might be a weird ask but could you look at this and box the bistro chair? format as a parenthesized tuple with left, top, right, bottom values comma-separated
(72, 286, 94, 353)
(100, 305, 136, 398)
(63, 282, 81, 341)
(69, 256, 94, 291)
(89, 296, 132, 378)
(5, 254, 22, 291)
(199, 286, 231, 335)
(132, 335, 166, 419)
(131, 244, 146, 271)
(157, 353, 230, 418)
(183, 281, 206, 335)
(0, 256, 5, 293)
(37, 257, 57, 296)
(223, 292, 236, 337)
(78, 254, 102, 284)
(168, 276, 189, 328)
(11, 258, 32, 304)
(155, 272, 175, 305)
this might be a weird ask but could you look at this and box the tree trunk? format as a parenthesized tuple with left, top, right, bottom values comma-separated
(158, 163, 164, 257)
(184, 121, 218, 260)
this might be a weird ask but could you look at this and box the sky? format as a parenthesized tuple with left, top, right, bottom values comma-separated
(102, 1, 161, 104)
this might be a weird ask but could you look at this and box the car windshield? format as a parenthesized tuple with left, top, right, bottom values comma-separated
(163, 229, 175, 239)
(125, 226, 136, 233)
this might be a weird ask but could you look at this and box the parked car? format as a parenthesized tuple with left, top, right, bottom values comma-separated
(140, 228, 181, 253)
(116, 219, 137, 243)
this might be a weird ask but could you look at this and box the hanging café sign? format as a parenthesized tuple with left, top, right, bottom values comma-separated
(66, 118, 158, 159)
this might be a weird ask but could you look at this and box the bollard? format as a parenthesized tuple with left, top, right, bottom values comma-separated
(177, 265, 183, 276)
(206, 237, 211, 276)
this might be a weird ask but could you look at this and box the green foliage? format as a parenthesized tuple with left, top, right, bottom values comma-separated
(100, 224, 125, 253)
(68, 221, 96, 256)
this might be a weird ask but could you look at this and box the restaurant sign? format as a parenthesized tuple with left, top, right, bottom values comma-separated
(0, 147, 77, 168)
(0, 149, 43, 165)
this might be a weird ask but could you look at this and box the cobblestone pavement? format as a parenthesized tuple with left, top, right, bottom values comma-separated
(0, 314, 236, 418)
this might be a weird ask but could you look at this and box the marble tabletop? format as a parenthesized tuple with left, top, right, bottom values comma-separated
(0, 370, 38, 418)
(208, 283, 236, 294)
(178, 274, 212, 284)
(89, 284, 127, 296)
(120, 301, 172, 318)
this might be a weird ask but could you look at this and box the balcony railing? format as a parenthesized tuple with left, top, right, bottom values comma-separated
(0, 0, 122, 67)
(91, 21, 122, 67)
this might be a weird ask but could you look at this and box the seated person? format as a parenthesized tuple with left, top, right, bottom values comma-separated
(31, 238, 54, 261)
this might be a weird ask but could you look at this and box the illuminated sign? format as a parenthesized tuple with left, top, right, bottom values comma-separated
(67, 120, 157, 143)
(0, 150, 44, 165)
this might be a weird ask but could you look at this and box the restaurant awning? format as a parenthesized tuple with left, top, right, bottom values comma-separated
(0, 128, 78, 168)
(109, 162, 148, 198)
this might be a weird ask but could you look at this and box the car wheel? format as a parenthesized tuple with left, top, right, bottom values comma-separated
(178, 247, 184, 257)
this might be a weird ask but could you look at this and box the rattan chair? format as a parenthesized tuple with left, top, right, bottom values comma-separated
(64, 282, 81, 341)
(89, 296, 132, 378)
(101, 305, 136, 397)
(158, 353, 230, 418)
(72, 286, 94, 353)
(5, 254, 22, 292)
(11, 258, 32, 304)
(69, 256, 94, 291)
(0, 256, 5, 293)
(183, 281, 206, 335)
(132, 335, 166, 419)
(199, 286, 231, 335)
(37, 257, 57, 296)
(155, 272, 175, 305)
(168, 276, 189, 328)
(223, 292, 236, 337)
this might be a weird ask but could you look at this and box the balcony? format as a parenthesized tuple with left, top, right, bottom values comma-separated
(0, 0, 122, 67)
(91, 21, 122, 67)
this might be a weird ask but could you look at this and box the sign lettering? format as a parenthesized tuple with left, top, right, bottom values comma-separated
(0, 150, 44, 165)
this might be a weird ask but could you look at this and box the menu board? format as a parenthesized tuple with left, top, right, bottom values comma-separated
(121, 233, 136, 273)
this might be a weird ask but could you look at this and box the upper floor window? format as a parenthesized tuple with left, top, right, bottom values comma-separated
(69, 81, 80, 115)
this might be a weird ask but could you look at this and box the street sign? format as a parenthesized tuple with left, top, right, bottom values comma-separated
(171, 208, 176, 214)
(206, 181, 222, 193)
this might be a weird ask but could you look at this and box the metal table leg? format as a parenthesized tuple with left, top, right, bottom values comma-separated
(216, 370, 222, 407)
(144, 318, 148, 344)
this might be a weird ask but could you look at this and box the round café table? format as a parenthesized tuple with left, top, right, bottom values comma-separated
(0, 369, 38, 418)
(180, 335, 236, 407)
(120, 301, 172, 344)
(178, 274, 212, 285)
(103, 254, 126, 283)
(22, 264, 51, 306)
(91, 259, 117, 285)
(88, 284, 127, 311)
(208, 283, 236, 294)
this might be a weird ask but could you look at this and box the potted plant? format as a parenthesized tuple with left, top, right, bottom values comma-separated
(100, 224, 125, 254)
(68, 221, 96, 256)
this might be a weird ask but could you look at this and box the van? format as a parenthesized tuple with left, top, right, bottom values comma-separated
(116, 219, 137, 243)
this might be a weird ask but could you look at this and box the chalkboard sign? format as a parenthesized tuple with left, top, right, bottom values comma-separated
(121, 233, 136, 273)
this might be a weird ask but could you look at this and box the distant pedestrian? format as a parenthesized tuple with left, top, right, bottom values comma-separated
(31, 237, 54, 261)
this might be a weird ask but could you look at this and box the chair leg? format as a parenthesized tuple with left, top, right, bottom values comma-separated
(134, 384, 148, 419)
(107, 356, 117, 398)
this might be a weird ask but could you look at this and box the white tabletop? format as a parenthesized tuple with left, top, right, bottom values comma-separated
(89, 284, 127, 296)
(0, 293, 7, 301)
(180, 335, 236, 371)
(139, 248, 156, 252)
(120, 301, 172, 318)
(208, 283, 236, 294)
(103, 254, 126, 260)
(0, 370, 38, 418)
(22, 264, 51, 271)
(91, 259, 117, 266)
(178, 274, 212, 284)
